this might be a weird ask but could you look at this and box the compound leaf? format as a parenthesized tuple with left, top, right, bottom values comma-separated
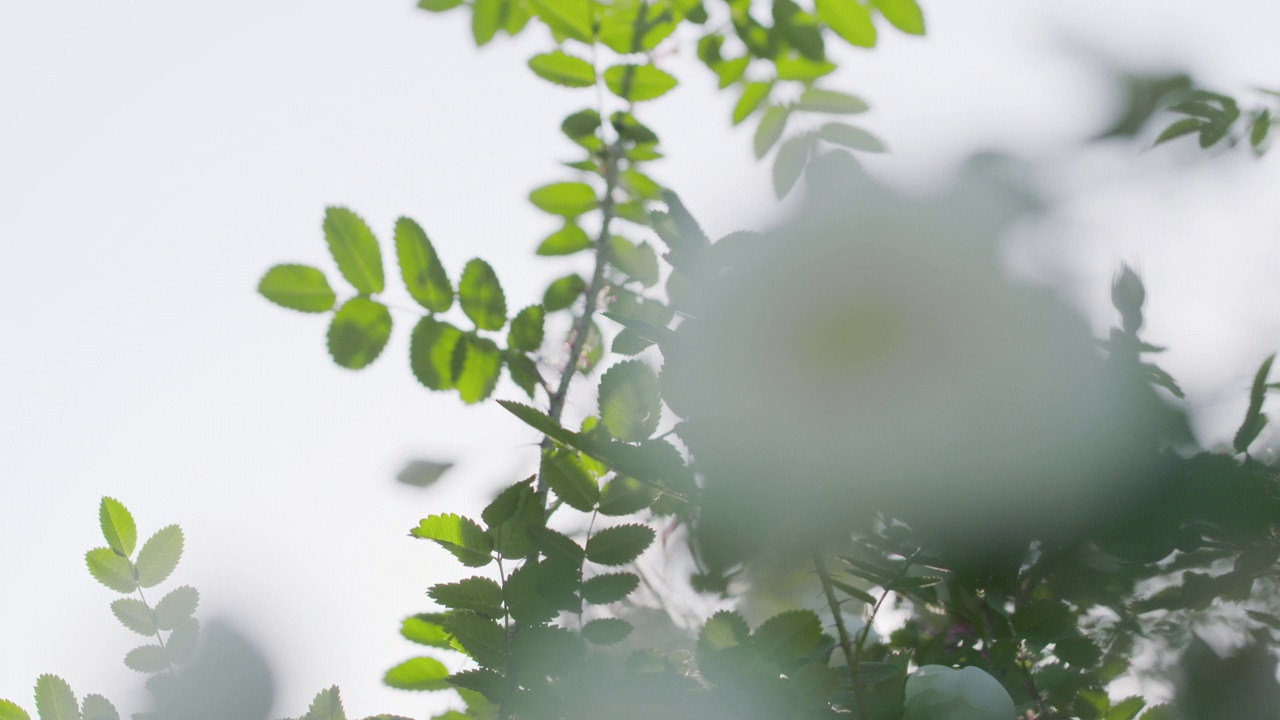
(86, 548, 136, 594)
(411, 514, 493, 568)
(257, 265, 336, 313)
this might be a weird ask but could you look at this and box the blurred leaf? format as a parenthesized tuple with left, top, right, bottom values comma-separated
(458, 259, 507, 331)
(410, 317, 463, 391)
(585, 524, 655, 565)
(1107, 696, 1146, 720)
(580, 572, 640, 603)
(773, 133, 814, 198)
(1251, 109, 1271, 149)
(815, 0, 876, 47)
(818, 122, 886, 151)
(153, 586, 199, 630)
(734, 82, 772, 126)
(1154, 117, 1203, 146)
(34, 676, 77, 720)
(86, 548, 136, 594)
(543, 274, 587, 312)
(598, 360, 662, 441)
(445, 670, 504, 704)
(754, 106, 790, 158)
(429, 577, 505, 618)
(384, 657, 451, 691)
(530, 182, 598, 217)
(715, 57, 750, 89)
(79, 696, 116, 720)
(125, 644, 168, 673)
(395, 218, 454, 313)
(505, 352, 544, 398)
(0, 700, 30, 720)
(507, 306, 546, 353)
(445, 612, 507, 670)
(401, 615, 454, 649)
(396, 460, 453, 488)
(598, 474, 657, 516)
(411, 514, 493, 568)
(582, 618, 633, 645)
(111, 598, 155, 635)
(258, 265, 336, 313)
(454, 335, 504, 404)
(528, 51, 596, 88)
(1234, 354, 1274, 453)
(797, 87, 870, 114)
(324, 207, 384, 294)
(608, 238, 660, 287)
(327, 298, 392, 369)
(419, 0, 463, 10)
(530, 0, 593, 42)
(165, 618, 199, 664)
(830, 579, 876, 605)
(471, 0, 502, 44)
(753, 610, 822, 659)
(872, 0, 925, 34)
(604, 64, 679, 102)
(775, 53, 836, 81)
(537, 223, 592, 256)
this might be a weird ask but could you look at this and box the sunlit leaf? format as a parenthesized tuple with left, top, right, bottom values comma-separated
(775, 53, 837, 81)
(528, 51, 596, 88)
(530, 182, 598, 217)
(714, 57, 750, 89)
(453, 335, 503, 404)
(458, 259, 507, 331)
(508, 306, 545, 353)
(323, 207, 384, 294)
(384, 657, 451, 691)
(410, 317, 463, 391)
(529, 0, 594, 42)
(0, 700, 30, 720)
(395, 218, 453, 313)
(411, 514, 493, 567)
(604, 64, 679, 102)
(816, 0, 876, 47)
(537, 223, 592, 256)
(445, 612, 507, 670)
(85, 548, 136, 594)
(401, 614, 453, 649)
(585, 524, 655, 566)
(419, 0, 463, 10)
(257, 265, 336, 314)
(872, 0, 925, 34)
(327, 297, 392, 369)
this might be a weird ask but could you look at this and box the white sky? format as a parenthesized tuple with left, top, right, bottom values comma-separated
(2, 1, 1278, 717)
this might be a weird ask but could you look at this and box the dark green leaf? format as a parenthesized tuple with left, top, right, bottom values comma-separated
(598, 360, 662, 441)
(797, 88, 870, 114)
(400, 615, 453, 649)
(580, 572, 640, 604)
(582, 618, 633, 645)
(111, 598, 155, 635)
(537, 223, 592, 256)
(323, 207, 384, 294)
(698, 611, 750, 656)
(98, 497, 136, 559)
(529, 0, 593, 42)
(733, 82, 771, 126)
(1235, 354, 1274, 453)
(384, 657, 451, 691)
(1107, 697, 1145, 720)
(543, 274, 586, 312)
(754, 106, 790, 158)
(458, 259, 507, 331)
(508, 306, 545, 353)
(585, 524, 655, 566)
(79, 695, 117, 720)
(753, 610, 822, 659)
(410, 317, 463, 391)
(598, 474, 657, 516)
(604, 64, 679, 102)
(502, 561, 565, 624)
(1154, 117, 1203, 146)
(530, 182, 598, 217)
(445, 670, 505, 704)
(531, 526, 587, 569)
(125, 644, 168, 673)
(445, 612, 507, 670)
(411, 514, 493, 568)
(830, 579, 876, 605)
(429, 577, 505, 618)
(153, 586, 198, 630)
(611, 112, 660, 144)
(327, 297, 392, 369)
(258, 265, 336, 313)
(1251, 110, 1271, 148)
(872, 0, 925, 34)
(541, 448, 600, 511)
(454, 335, 503, 404)
(510, 625, 584, 677)
(505, 352, 544, 399)
(528, 51, 596, 88)
(34, 675, 77, 720)
(1014, 599, 1075, 645)
(395, 218, 454, 313)
(815, 0, 876, 47)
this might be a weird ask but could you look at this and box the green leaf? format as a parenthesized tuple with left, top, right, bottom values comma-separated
(508, 306, 546, 353)
(529, 182, 598, 217)
(384, 657, 451, 691)
(562, 109, 602, 145)
(611, 112, 659, 144)
(410, 317, 463, 391)
(775, 53, 837, 81)
(528, 51, 596, 88)
(446, 670, 505, 704)
(529, 0, 594, 42)
(496, 401, 581, 446)
(815, 0, 876, 47)
(457, 259, 507, 331)
(585, 524, 655, 566)
(411, 514, 493, 567)
(1014, 599, 1075, 645)
(327, 297, 393, 370)
(609, 237, 660, 287)
(543, 274, 587, 312)
(1235, 354, 1274, 453)
(505, 352, 543, 399)
(598, 360, 662, 441)
(698, 610, 750, 656)
(395, 217, 454, 313)
(600, 0, 677, 53)
(818, 122, 886, 151)
(541, 448, 600, 511)
(401, 614, 454, 648)
(153, 586, 199, 630)
(453, 335, 503, 404)
(582, 618, 633, 645)
(124, 644, 168, 673)
(110, 598, 155, 635)
(1107, 697, 1146, 720)
(419, 0, 463, 10)
(502, 560, 565, 624)
(85, 548, 136, 594)
(754, 106, 790, 159)
(1154, 117, 1203, 146)
(1251, 109, 1271, 148)
(753, 610, 822, 660)
(34, 676, 77, 720)
(428, 577, 505, 618)
(872, 0, 925, 34)
(0, 700, 30, 720)
(257, 265, 336, 314)
(99, 497, 136, 559)
(714, 57, 750, 89)
(604, 64, 679, 102)
(797, 88, 870, 114)
(597, 474, 657, 516)
(1139, 706, 1175, 720)
(773, 133, 814, 198)
(445, 612, 507, 670)
(78, 696, 116, 720)
(301, 686, 346, 720)
(323, 207, 384, 295)
(830, 579, 876, 605)
(537, 223, 592, 256)
(471, 0, 502, 45)
(165, 617, 199, 664)
(531, 526, 587, 569)
(580, 572, 640, 603)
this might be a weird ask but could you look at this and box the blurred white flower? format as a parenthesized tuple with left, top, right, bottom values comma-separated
(903, 665, 1017, 720)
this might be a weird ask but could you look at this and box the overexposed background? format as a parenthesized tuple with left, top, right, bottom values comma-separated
(2, 0, 1278, 717)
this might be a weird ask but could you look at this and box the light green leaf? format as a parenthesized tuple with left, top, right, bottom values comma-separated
(773, 133, 815, 198)
(34, 676, 77, 720)
(78, 696, 116, 720)
(775, 53, 837, 81)
(598, 360, 661, 441)
(608, 238, 659, 287)
(471, 0, 502, 45)
(621, 168, 662, 200)
(754, 106, 790, 159)
(797, 88, 870, 114)
(445, 612, 507, 670)
(410, 317, 463, 391)
(165, 618, 199, 664)
(872, 0, 925, 34)
(528, 51, 596, 88)
(395, 218, 453, 313)
(818, 122, 886, 152)
(134, 524, 182, 589)
(529, 182, 599, 217)
(753, 609, 822, 659)
(124, 644, 168, 673)
(419, 0, 464, 10)
(816, 0, 876, 47)
(401, 614, 453, 649)
(541, 448, 600, 511)
(110, 598, 156, 635)
(582, 618, 633, 645)
(428, 577, 505, 618)
(85, 548, 136, 594)
(384, 657, 451, 691)
(411, 514, 493, 567)
(543, 274, 586, 312)
(0, 700, 30, 720)
(323, 207, 384, 294)
(600, 0, 677, 53)
(537, 223, 592, 256)
(301, 686, 345, 720)
(1107, 697, 1146, 720)
(733, 82, 771, 126)
(327, 297, 393, 369)
(458, 259, 507, 331)
(604, 64, 679, 102)
(508, 306, 545, 353)
(530, 0, 594, 42)
(98, 497, 136, 559)
(257, 265, 336, 314)
(153, 586, 199, 630)
(714, 57, 750, 89)
(585, 524, 654, 566)
(453, 335, 503, 404)
(495, 401, 581, 447)
(580, 572, 640, 604)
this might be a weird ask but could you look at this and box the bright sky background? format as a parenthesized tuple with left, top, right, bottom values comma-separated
(2, 0, 1278, 717)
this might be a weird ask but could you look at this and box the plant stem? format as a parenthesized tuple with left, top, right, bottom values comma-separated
(813, 550, 870, 720)
(136, 586, 175, 676)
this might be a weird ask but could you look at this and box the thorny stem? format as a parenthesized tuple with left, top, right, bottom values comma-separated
(813, 550, 870, 720)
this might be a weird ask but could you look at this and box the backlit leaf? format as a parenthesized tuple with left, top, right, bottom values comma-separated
(508, 306, 546, 352)
(561, 109, 602, 144)
(411, 514, 493, 567)
(530, 182, 598, 217)
(458, 259, 507, 331)
(0, 700, 30, 720)
(775, 53, 836, 81)
(714, 57, 750, 89)
(384, 657, 451, 691)
(816, 0, 876, 47)
(604, 64, 679, 102)
(597, 474, 656, 516)
(410, 317, 463, 391)
(446, 670, 505, 703)
(445, 612, 507, 670)
(395, 218, 453, 313)
(537, 223, 592, 256)
(496, 401, 581, 446)
(585, 524, 655, 566)
(257, 265, 336, 314)
(34, 676, 76, 720)
(528, 51, 596, 88)
(598, 360, 661, 441)
(453, 335, 503, 404)
(872, 0, 925, 34)
(86, 548, 136, 594)
(543, 274, 587, 312)
(580, 572, 640, 604)
(323, 207, 384, 294)
(401, 614, 453, 649)
(98, 497, 136, 559)
(327, 298, 393, 369)
(530, 0, 593, 42)
(698, 611, 750, 657)
(505, 352, 543, 399)
(428, 577, 505, 618)
(754, 106, 790, 159)
(609, 237, 660, 287)
(541, 448, 600, 512)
